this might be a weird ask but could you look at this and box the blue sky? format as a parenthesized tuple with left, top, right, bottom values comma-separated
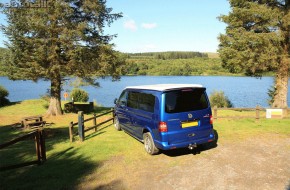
(0, 0, 230, 53)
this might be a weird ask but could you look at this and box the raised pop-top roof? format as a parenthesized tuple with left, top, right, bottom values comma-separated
(125, 84, 203, 91)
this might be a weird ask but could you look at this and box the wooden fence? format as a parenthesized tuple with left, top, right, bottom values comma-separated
(69, 109, 114, 142)
(0, 129, 46, 171)
(213, 106, 290, 120)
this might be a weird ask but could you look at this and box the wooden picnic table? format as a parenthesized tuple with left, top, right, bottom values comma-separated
(21, 115, 45, 129)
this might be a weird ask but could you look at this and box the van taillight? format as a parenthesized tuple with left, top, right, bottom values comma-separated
(159, 122, 168, 132)
(210, 115, 213, 125)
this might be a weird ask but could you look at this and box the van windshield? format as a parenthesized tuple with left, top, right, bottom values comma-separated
(165, 88, 208, 113)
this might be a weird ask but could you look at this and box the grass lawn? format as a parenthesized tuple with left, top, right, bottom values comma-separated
(0, 99, 289, 189)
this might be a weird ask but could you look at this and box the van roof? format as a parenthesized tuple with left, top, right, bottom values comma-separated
(125, 84, 203, 91)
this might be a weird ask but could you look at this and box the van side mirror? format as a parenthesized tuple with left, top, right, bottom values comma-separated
(114, 98, 118, 104)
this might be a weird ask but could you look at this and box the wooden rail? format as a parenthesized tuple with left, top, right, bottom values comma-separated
(0, 129, 46, 171)
(69, 109, 114, 142)
(21, 115, 45, 129)
(213, 106, 290, 120)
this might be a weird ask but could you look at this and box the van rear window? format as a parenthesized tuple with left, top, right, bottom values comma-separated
(165, 88, 208, 113)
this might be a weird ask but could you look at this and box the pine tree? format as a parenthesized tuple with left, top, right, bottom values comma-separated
(0, 0, 123, 115)
(218, 0, 289, 108)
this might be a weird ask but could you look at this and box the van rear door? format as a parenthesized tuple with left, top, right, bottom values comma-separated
(163, 88, 212, 145)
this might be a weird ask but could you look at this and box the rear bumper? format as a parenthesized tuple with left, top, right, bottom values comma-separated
(154, 130, 215, 150)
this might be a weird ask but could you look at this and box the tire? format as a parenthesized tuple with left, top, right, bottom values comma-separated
(143, 132, 159, 155)
(114, 116, 121, 131)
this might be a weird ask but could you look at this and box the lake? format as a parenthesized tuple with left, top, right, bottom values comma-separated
(1, 76, 289, 108)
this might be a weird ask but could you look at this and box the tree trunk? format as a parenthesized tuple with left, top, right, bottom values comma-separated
(272, 55, 289, 108)
(46, 75, 63, 116)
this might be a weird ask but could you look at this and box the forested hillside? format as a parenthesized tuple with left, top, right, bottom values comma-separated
(125, 51, 208, 60)
(1, 49, 255, 76)
(121, 52, 234, 76)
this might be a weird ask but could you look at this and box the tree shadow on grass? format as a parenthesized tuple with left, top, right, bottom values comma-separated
(0, 146, 100, 189)
(0, 124, 111, 189)
(162, 129, 219, 157)
(0, 123, 23, 143)
(0, 127, 118, 189)
(0, 101, 21, 108)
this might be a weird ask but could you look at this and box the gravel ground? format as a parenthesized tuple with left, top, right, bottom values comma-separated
(78, 133, 290, 190)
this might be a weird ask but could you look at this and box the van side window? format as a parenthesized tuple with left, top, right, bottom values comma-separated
(118, 91, 127, 106)
(128, 92, 139, 109)
(138, 93, 155, 113)
(165, 88, 208, 113)
(128, 92, 155, 113)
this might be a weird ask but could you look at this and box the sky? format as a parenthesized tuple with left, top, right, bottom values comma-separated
(0, 0, 230, 53)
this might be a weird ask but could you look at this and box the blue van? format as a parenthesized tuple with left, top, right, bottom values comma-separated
(114, 84, 215, 155)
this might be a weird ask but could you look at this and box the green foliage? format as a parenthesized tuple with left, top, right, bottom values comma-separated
(70, 88, 89, 102)
(218, 0, 289, 108)
(126, 51, 208, 60)
(1, 1, 123, 81)
(122, 56, 233, 76)
(0, 85, 10, 106)
(0, 48, 10, 76)
(0, 0, 123, 115)
(40, 90, 51, 109)
(218, 0, 289, 76)
(209, 91, 233, 108)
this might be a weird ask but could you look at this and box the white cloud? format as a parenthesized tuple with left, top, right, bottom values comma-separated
(124, 19, 137, 31)
(141, 23, 157, 29)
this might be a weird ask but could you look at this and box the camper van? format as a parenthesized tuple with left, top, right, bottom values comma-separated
(114, 84, 215, 155)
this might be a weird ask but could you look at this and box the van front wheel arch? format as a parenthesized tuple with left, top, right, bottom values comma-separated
(143, 132, 159, 155)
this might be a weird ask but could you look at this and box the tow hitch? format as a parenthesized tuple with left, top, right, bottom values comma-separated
(188, 143, 197, 150)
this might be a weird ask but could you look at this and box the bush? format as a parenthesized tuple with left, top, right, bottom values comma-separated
(0, 85, 10, 106)
(70, 88, 89, 102)
(209, 90, 233, 108)
(40, 90, 51, 109)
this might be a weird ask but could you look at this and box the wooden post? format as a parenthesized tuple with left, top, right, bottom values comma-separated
(213, 106, 217, 120)
(256, 105, 260, 120)
(69, 122, 74, 142)
(93, 113, 97, 132)
(78, 111, 85, 142)
(35, 131, 41, 165)
(39, 129, 46, 162)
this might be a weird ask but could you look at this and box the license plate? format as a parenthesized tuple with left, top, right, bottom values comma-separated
(181, 121, 199, 128)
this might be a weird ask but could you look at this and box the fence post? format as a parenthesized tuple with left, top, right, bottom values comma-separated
(93, 113, 97, 132)
(78, 111, 85, 142)
(34, 131, 41, 165)
(39, 129, 46, 162)
(256, 105, 260, 120)
(213, 106, 217, 120)
(69, 122, 74, 142)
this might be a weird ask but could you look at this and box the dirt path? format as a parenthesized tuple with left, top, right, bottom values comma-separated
(79, 134, 290, 190)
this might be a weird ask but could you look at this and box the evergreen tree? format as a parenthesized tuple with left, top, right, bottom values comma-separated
(0, 0, 123, 115)
(218, 0, 289, 108)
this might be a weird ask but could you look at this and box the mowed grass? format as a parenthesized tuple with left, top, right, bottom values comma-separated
(0, 100, 143, 189)
(0, 99, 289, 189)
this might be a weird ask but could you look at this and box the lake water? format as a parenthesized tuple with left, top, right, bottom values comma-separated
(1, 76, 289, 108)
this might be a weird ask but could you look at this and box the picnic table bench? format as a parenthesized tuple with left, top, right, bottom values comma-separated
(21, 115, 46, 129)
